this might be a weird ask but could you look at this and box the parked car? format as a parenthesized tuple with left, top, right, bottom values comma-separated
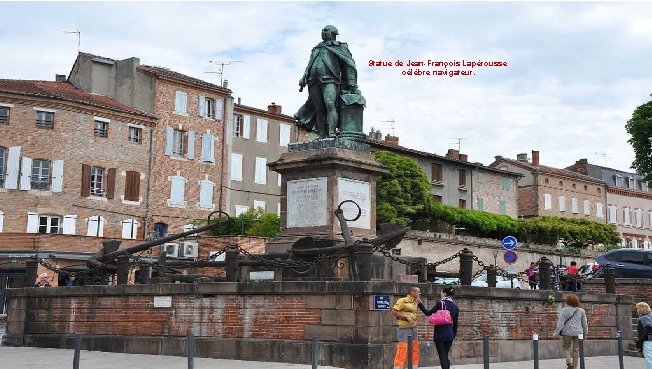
(472, 274, 522, 289)
(596, 249, 652, 278)
(431, 277, 460, 285)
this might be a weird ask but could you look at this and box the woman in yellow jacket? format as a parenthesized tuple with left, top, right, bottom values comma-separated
(391, 286, 421, 369)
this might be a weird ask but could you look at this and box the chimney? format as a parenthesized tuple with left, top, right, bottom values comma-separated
(237, 97, 241, 105)
(384, 134, 399, 145)
(446, 149, 460, 160)
(222, 79, 229, 89)
(375, 130, 382, 140)
(516, 153, 528, 162)
(267, 102, 282, 114)
(459, 154, 468, 162)
(532, 150, 540, 166)
(55, 74, 66, 82)
(574, 158, 589, 175)
(368, 128, 376, 139)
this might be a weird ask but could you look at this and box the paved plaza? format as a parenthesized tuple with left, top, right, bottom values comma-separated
(0, 346, 645, 369)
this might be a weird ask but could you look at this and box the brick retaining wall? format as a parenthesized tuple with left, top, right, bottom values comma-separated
(3, 282, 632, 369)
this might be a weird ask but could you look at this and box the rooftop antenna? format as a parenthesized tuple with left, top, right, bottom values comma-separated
(206, 60, 243, 86)
(448, 137, 468, 152)
(381, 118, 396, 136)
(63, 30, 80, 52)
(594, 152, 611, 166)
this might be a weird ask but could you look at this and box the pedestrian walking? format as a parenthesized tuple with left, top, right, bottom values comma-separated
(565, 261, 579, 291)
(391, 286, 421, 369)
(418, 286, 459, 369)
(554, 293, 588, 369)
(636, 302, 652, 369)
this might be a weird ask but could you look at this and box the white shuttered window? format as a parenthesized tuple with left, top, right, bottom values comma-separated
(169, 175, 186, 206)
(201, 133, 215, 163)
(254, 157, 267, 184)
(174, 91, 187, 114)
(230, 153, 243, 181)
(242, 115, 251, 139)
(256, 119, 268, 142)
(544, 194, 552, 210)
(86, 215, 105, 237)
(558, 196, 566, 212)
(62, 215, 77, 235)
(199, 180, 214, 210)
(0, 211, 3, 232)
(571, 198, 578, 214)
(51, 159, 64, 192)
(4, 146, 20, 189)
(608, 205, 617, 224)
(583, 200, 590, 216)
(279, 124, 291, 146)
(596, 203, 604, 218)
(121, 219, 139, 239)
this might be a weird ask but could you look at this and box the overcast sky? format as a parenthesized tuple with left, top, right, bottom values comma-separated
(2, 2, 651, 173)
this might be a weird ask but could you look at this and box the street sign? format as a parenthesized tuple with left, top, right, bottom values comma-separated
(372, 295, 392, 311)
(504, 250, 518, 264)
(502, 235, 518, 250)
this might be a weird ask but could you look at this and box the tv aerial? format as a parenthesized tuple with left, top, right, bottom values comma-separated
(381, 118, 396, 136)
(448, 137, 468, 152)
(63, 30, 81, 52)
(206, 60, 243, 86)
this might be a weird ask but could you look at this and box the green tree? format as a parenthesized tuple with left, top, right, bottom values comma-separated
(200, 208, 280, 238)
(625, 100, 652, 181)
(374, 151, 433, 225)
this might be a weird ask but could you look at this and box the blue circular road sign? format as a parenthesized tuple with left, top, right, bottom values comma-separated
(504, 250, 518, 264)
(502, 235, 518, 250)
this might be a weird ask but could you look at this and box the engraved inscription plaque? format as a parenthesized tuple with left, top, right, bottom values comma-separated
(337, 177, 371, 229)
(287, 177, 328, 228)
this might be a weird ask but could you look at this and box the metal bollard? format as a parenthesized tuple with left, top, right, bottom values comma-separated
(604, 264, 616, 294)
(487, 266, 497, 288)
(617, 330, 624, 369)
(459, 248, 474, 285)
(538, 257, 552, 290)
(532, 333, 539, 369)
(311, 336, 319, 369)
(407, 334, 413, 369)
(483, 335, 490, 369)
(187, 333, 195, 369)
(73, 333, 81, 369)
(578, 333, 585, 369)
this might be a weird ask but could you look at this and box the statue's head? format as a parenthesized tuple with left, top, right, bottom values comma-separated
(321, 25, 339, 41)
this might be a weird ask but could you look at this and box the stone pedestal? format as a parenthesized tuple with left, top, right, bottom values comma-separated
(267, 139, 387, 253)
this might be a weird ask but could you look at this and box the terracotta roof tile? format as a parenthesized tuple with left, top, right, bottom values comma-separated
(0, 80, 157, 120)
(138, 65, 230, 93)
(494, 157, 604, 183)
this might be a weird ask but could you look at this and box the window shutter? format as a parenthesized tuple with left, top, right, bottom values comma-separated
(87, 215, 105, 237)
(230, 153, 242, 181)
(80, 164, 91, 197)
(558, 196, 565, 211)
(170, 176, 185, 205)
(106, 168, 116, 199)
(165, 127, 174, 156)
(5, 146, 20, 189)
(202, 133, 215, 162)
(278, 173, 281, 187)
(198, 96, 206, 117)
(0, 211, 4, 232)
(609, 206, 617, 224)
(256, 119, 268, 142)
(121, 219, 138, 239)
(62, 215, 77, 235)
(199, 179, 214, 209)
(186, 131, 195, 160)
(636, 209, 643, 228)
(596, 203, 603, 217)
(19, 156, 32, 190)
(498, 200, 506, 214)
(583, 200, 590, 215)
(255, 157, 267, 184)
(125, 171, 140, 201)
(571, 198, 578, 214)
(243, 115, 251, 139)
(26, 212, 38, 233)
(544, 194, 552, 210)
(51, 159, 64, 192)
(476, 197, 484, 211)
(254, 200, 266, 211)
(279, 124, 291, 146)
(215, 99, 223, 120)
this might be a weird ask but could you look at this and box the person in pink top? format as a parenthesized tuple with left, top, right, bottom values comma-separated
(566, 261, 579, 291)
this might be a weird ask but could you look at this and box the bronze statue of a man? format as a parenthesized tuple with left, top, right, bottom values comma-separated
(295, 25, 360, 138)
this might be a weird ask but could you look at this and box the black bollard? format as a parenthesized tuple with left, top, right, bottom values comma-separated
(354, 243, 375, 281)
(483, 335, 490, 369)
(225, 249, 239, 282)
(617, 330, 624, 369)
(533, 333, 539, 369)
(73, 333, 81, 369)
(459, 248, 474, 285)
(487, 265, 497, 288)
(407, 334, 413, 369)
(116, 255, 129, 285)
(578, 333, 585, 369)
(25, 259, 38, 287)
(604, 264, 616, 294)
(311, 336, 319, 369)
(187, 333, 195, 369)
(538, 257, 552, 290)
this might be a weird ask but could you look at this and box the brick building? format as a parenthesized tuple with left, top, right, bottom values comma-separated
(226, 102, 300, 217)
(490, 151, 607, 222)
(0, 78, 157, 292)
(69, 53, 233, 238)
(366, 131, 521, 217)
(567, 158, 652, 248)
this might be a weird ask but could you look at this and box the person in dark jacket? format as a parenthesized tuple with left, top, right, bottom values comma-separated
(417, 286, 459, 369)
(636, 302, 652, 369)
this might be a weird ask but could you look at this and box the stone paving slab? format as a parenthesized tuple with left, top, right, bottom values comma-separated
(0, 347, 645, 369)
